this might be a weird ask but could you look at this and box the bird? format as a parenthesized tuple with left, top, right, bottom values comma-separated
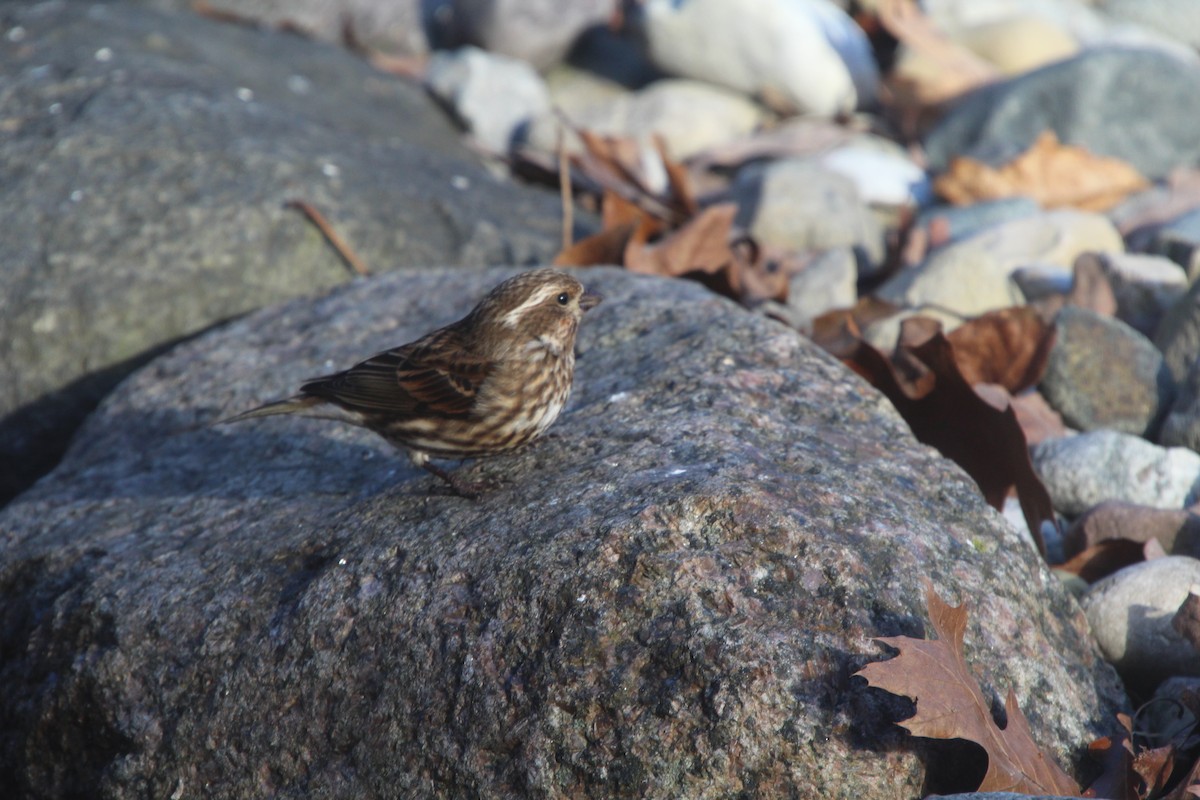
(220, 268, 602, 497)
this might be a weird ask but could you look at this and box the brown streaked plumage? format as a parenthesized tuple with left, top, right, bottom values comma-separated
(220, 268, 602, 497)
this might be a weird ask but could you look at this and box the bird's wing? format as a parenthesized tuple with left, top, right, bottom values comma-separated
(301, 328, 490, 417)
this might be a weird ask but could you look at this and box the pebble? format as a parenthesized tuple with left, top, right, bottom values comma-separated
(1039, 306, 1173, 437)
(782, 248, 858, 330)
(525, 78, 767, 162)
(628, 0, 878, 116)
(860, 306, 966, 352)
(875, 210, 1124, 318)
(923, 47, 1200, 181)
(915, 197, 1040, 248)
(425, 46, 550, 154)
(1148, 207, 1200, 280)
(956, 13, 1080, 75)
(818, 143, 933, 208)
(1031, 430, 1200, 516)
(446, 0, 613, 69)
(1143, 676, 1200, 748)
(1102, 0, 1200, 52)
(730, 159, 883, 265)
(1063, 501, 1200, 558)
(1080, 556, 1200, 692)
(1097, 252, 1188, 339)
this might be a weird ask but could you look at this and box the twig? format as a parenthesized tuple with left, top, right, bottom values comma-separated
(558, 125, 573, 251)
(284, 200, 372, 277)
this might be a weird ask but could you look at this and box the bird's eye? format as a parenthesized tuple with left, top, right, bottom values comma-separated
(556, 292, 570, 305)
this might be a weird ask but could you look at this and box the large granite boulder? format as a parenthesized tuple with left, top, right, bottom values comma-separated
(0, 1, 567, 503)
(0, 267, 1126, 798)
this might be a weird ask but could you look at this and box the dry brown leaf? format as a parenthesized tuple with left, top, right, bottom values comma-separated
(1084, 726, 1137, 800)
(828, 318, 1055, 555)
(934, 131, 1150, 211)
(625, 203, 737, 278)
(856, 582, 1080, 795)
(946, 307, 1056, 394)
(1057, 539, 1158, 583)
(1063, 502, 1200, 560)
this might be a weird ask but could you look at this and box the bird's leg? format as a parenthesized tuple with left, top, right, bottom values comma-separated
(407, 449, 489, 499)
(419, 461, 485, 500)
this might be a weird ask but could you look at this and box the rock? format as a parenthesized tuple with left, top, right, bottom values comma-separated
(526, 78, 768, 163)
(818, 143, 934, 208)
(1102, 0, 1200, 52)
(441, 0, 613, 69)
(425, 46, 550, 153)
(1062, 501, 1200, 559)
(1155, 276, 1200, 384)
(874, 211, 1124, 318)
(955, 13, 1080, 74)
(1039, 307, 1174, 437)
(1031, 430, 1200, 516)
(0, 1, 569, 505)
(1011, 264, 1074, 303)
(627, 0, 879, 116)
(1148, 207, 1200, 280)
(861, 306, 967, 352)
(916, 197, 1041, 247)
(1080, 556, 1200, 693)
(0, 267, 1125, 797)
(1159, 358, 1200, 454)
(1096, 252, 1188, 339)
(730, 160, 883, 264)
(1142, 676, 1200, 750)
(923, 47, 1200, 181)
(782, 248, 859, 330)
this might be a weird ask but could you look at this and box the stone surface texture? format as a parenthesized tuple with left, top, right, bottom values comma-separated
(0, 268, 1125, 798)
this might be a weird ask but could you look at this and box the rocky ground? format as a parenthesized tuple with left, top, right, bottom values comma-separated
(5, 0, 1200, 798)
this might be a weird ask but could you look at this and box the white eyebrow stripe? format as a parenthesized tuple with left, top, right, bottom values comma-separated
(502, 284, 561, 327)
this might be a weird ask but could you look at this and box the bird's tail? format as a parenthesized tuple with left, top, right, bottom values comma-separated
(216, 395, 322, 426)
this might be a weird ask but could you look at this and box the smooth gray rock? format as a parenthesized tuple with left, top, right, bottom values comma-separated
(1039, 307, 1174, 437)
(924, 47, 1200, 180)
(0, 268, 1124, 798)
(0, 1, 568, 504)
(1080, 556, 1200, 693)
(425, 46, 550, 153)
(1031, 430, 1200, 516)
(1149, 206, 1200, 280)
(444, 0, 613, 69)
(1097, 252, 1187, 339)
(731, 160, 883, 266)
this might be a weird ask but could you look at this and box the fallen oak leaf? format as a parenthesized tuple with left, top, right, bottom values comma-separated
(934, 131, 1150, 212)
(835, 317, 1055, 555)
(946, 307, 1056, 394)
(856, 582, 1081, 795)
(1057, 538, 1163, 584)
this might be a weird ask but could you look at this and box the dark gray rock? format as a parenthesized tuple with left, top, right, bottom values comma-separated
(0, 268, 1125, 798)
(1039, 307, 1174, 437)
(0, 1, 568, 504)
(923, 47, 1200, 180)
(1160, 356, 1200, 452)
(1156, 275, 1200, 384)
(130, 0, 434, 56)
(443, 0, 614, 69)
(1148, 206, 1200, 280)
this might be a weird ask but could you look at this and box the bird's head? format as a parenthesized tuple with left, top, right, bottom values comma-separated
(472, 269, 602, 357)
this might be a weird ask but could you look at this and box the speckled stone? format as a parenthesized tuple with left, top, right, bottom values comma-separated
(1039, 307, 1174, 437)
(0, 268, 1124, 798)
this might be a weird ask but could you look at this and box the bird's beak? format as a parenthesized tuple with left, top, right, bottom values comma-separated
(580, 291, 603, 311)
